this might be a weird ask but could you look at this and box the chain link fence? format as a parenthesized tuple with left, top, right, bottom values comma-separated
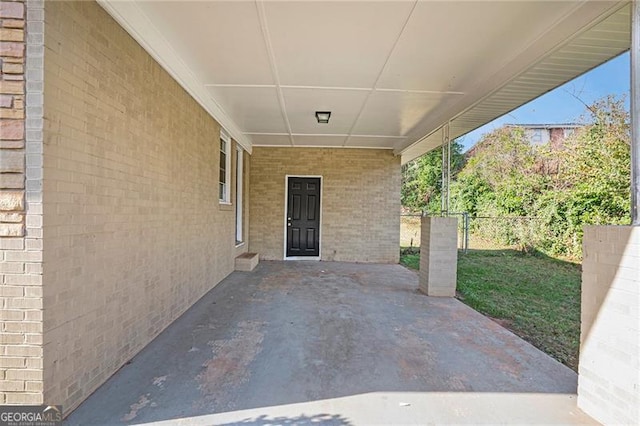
(467, 216, 541, 252)
(400, 214, 422, 249)
(401, 213, 541, 252)
(400, 213, 469, 251)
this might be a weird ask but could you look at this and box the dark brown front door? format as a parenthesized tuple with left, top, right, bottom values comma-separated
(286, 177, 320, 257)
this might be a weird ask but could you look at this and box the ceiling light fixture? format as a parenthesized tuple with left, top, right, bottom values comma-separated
(315, 111, 331, 124)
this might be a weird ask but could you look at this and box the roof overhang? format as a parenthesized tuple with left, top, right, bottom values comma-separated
(97, 0, 631, 162)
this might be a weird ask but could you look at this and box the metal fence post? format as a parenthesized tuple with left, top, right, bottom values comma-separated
(463, 212, 469, 254)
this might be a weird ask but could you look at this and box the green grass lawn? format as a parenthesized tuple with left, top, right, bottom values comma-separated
(400, 247, 581, 372)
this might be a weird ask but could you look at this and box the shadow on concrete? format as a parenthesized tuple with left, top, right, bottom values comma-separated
(215, 413, 352, 426)
(66, 261, 585, 425)
(130, 392, 595, 425)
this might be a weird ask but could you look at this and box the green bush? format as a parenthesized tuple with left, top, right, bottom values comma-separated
(407, 95, 631, 259)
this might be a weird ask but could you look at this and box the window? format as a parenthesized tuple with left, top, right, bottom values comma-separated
(219, 130, 231, 203)
(235, 146, 244, 244)
(531, 129, 543, 143)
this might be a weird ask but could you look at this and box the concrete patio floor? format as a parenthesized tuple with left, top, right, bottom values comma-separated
(66, 261, 596, 425)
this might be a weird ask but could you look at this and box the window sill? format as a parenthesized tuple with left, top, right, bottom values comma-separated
(219, 201, 233, 211)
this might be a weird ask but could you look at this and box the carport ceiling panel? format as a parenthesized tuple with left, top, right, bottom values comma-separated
(136, 1, 273, 86)
(100, 0, 629, 156)
(263, 1, 414, 88)
(376, 1, 577, 92)
(282, 88, 369, 135)
(205, 86, 287, 134)
(352, 90, 460, 137)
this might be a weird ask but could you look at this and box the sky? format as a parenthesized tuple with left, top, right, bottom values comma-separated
(458, 52, 630, 151)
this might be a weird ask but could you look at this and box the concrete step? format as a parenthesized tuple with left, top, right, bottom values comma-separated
(235, 252, 258, 271)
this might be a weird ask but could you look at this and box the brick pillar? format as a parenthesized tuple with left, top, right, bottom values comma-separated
(578, 226, 640, 425)
(419, 216, 457, 297)
(0, 0, 44, 405)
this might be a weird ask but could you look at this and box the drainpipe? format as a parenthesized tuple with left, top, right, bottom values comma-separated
(632, 0, 640, 225)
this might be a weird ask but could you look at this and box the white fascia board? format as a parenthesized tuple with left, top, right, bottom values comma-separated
(97, 0, 252, 154)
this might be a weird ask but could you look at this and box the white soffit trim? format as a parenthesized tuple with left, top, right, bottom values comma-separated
(97, 0, 253, 154)
(398, 1, 630, 164)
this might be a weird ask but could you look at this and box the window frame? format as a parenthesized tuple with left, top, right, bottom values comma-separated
(235, 146, 244, 245)
(219, 130, 231, 204)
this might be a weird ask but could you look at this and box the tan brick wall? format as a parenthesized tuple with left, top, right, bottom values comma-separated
(42, 1, 245, 413)
(249, 147, 400, 263)
(578, 225, 639, 425)
(1, 0, 44, 406)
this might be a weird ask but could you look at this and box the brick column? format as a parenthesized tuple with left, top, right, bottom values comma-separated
(0, 0, 44, 405)
(578, 226, 640, 425)
(419, 216, 457, 297)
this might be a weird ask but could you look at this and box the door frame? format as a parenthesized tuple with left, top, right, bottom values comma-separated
(283, 175, 323, 260)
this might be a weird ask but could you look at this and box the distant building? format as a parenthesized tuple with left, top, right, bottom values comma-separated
(505, 123, 582, 146)
(465, 123, 583, 158)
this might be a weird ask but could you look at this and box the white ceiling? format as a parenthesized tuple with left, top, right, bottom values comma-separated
(98, 0, 630, 162)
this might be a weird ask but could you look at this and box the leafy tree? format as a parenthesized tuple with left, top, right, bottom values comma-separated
(401, 140, 465, 213)
(535, 95, 631, 256)
(452, 126, 546, 217)
(448, 95, 629, 258)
